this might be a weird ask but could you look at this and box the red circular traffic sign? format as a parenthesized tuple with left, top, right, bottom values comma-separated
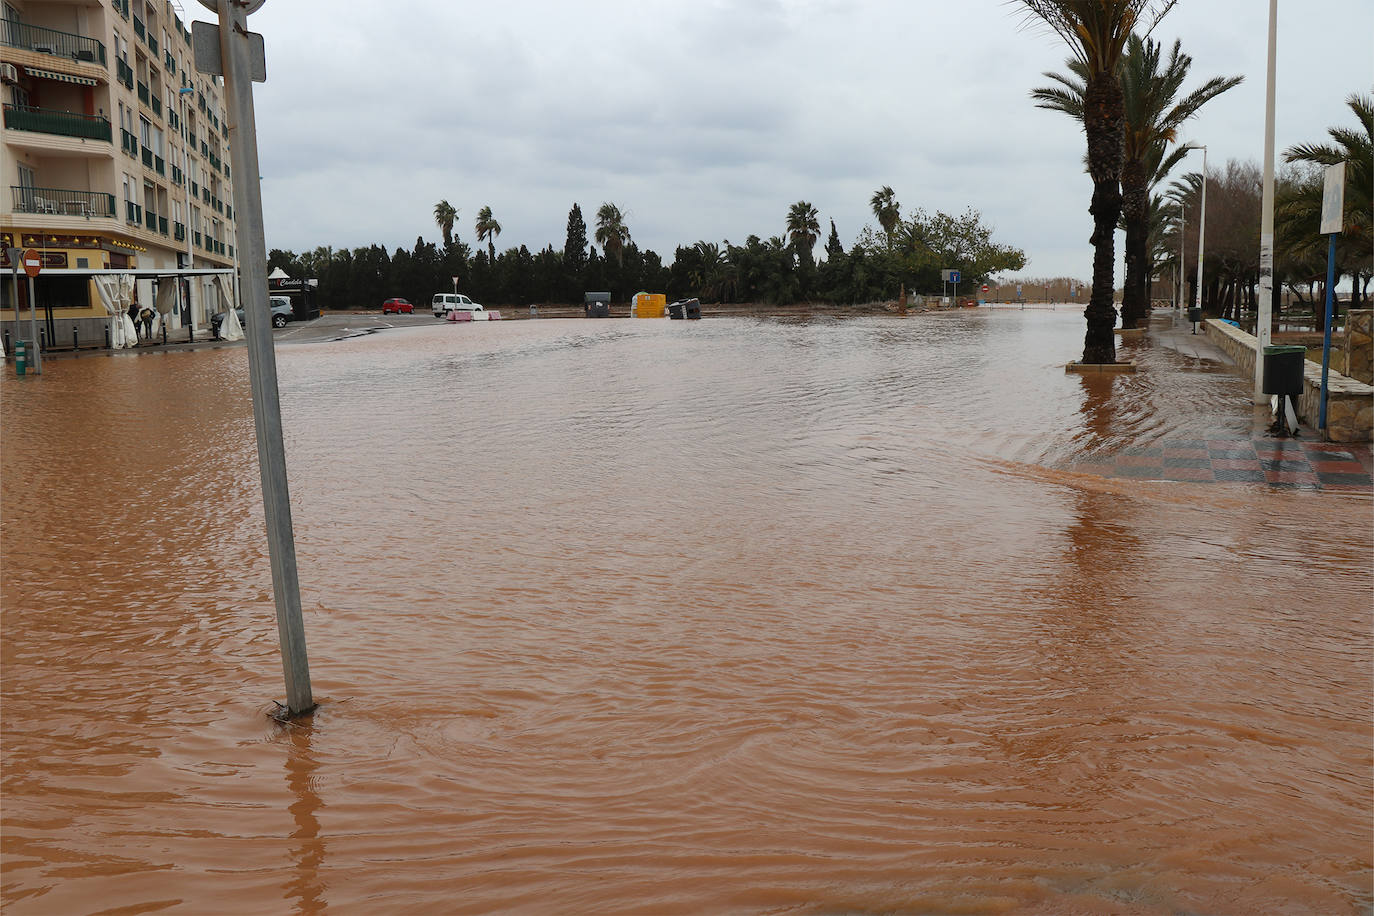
(22, 248, 41, 278)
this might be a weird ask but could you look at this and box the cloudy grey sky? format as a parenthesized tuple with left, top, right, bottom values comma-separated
(204, 0, 1372, 283)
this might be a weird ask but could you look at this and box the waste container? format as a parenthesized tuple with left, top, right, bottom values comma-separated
(668, 298, 701, 320)
(1187, 306, 1202, 324)
(14, 339, 27, 376)
(1262, 344, 1306, 396)
(584, 291, 610, 318)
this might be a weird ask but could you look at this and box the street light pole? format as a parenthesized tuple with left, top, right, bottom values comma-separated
(178, 85, 194, 337)
(1255, 0, 1279, 403)
(1193, 145, 1208, 318)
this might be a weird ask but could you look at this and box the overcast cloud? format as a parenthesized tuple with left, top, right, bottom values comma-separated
(205, 0, 1373, 283)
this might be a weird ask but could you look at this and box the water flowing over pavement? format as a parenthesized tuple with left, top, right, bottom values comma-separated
(2, 310, 1370, 914)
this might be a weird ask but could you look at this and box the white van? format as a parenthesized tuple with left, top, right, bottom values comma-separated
(431, 293, 483, 318)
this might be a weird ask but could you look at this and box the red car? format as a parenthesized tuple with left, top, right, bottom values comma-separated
(382, 298, 414, 314)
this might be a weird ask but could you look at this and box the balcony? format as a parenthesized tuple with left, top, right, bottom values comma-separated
(1, 21, 107, 66)
(201, 187, 209, 204)
(10, 186, 117, 218)
(137, 81, 150, 106)
(125, 200, 142, 224)
(120, 128, 138, 156)
(144, 209, 157, 231)
(225, 204, 232, 220)
(113, 0, 130, 20)
(151, 95, 162, 118)
(148, 34, 158, 57)
(228, 245, 234, 259)
(3, 104, 112, 143)
(116, 57, 134, 89)
(193, 230, 201, 247)
(158, 216, 168, 235)
(174, 222, 186, 241)
(154, 155, 165, 176)
(164, 51, 175, 74)
(171, 165, 183, 185)
(133, 16, 145, 41)
(190, 180, 198, 196)
(141, 147, 153, 168)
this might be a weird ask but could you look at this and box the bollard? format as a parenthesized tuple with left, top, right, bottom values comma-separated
(39, 328, 46, 352)
(105, 324, 111, 349)
(15, 339, 27, 376)
(162, 322, 168, 345)
(73, 325, 79, 353)
(3, 329, 10, 359)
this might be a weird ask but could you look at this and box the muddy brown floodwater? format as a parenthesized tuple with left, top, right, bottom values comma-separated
(2, 311, 1371, 914)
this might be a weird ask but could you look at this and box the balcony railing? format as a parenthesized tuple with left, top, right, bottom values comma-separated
(148, 34, 158, 57)
(158, 216, 168, 235)
(201, 187, 209, 204)
(137, 81, 150, 106)
(154, 155, 165, 176)
(171, 165, 183, 185)
(3, 104, 112, 142)
(225, 204, 232, 220)
(194, 230, 202, 246)
(151, 95, 162, 118)
(223, 164, 230, 179)
(144, 209, 157, 231)
(10, 186, 117, 218)
(165, 51, 175, 74)
(1, 20, 107, 66)
(121, 128, 138, 156)
(141, 147, 153, 168)
(228, 245, 234, 259)
(174, 222, 186, 241)
(132, 16, 145, 41)
(190, 180, 198, 196)
(113, 0, 130, 20)
(116, 57, 134, 89)
(125, 200, 142, 224)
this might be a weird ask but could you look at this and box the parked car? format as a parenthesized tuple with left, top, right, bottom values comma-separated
(212, 298, 294, 337)
(382, 298, 414, 314)
(431, 293, 482, 318)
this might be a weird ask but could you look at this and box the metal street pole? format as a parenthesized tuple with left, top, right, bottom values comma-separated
(1255, 0, 1279, 403)
(1177, 202, 1185, 308)
(200, 0, 313, 715)
(1193, 146, 1208, 318)
(179, 85, 195, 337)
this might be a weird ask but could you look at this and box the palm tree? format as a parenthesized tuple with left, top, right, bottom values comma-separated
(870, 186, 900, 244)
(1018, 0, 1178, 363)
(786, 201, 820, 263)
(433, 200, 458, 249)
(475, 206, 501, 262)
(1032, 32, 1238, 329)
(594, 203, 631, 265)
(1283, 92, 1373, 305)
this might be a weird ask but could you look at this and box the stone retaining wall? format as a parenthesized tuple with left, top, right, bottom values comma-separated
(1346, 309, 1372, 384)
(1203, 319, 1372, 442)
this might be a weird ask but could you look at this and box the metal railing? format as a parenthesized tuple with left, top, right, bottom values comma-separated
(3, 104, 112, 142)
(1, 20, 106, 65)
(154, 155, 165, 176)
(10, 186, 116, 218)
(158, 216, 168, 235)
(174, 222, 186, 241)
(141, 147, 153, 168)
(113, 0, 130, 20)
(151, 95, 162, 118)
(132, 15, 145, 40)
(121, 128, 138, 155)
(116, 57, 134, 88)
(126, 200, 142, 224)
(137, 81, 150, 106)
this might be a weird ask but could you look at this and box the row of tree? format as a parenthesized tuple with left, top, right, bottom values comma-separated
(1018, 0, 1370, 362)
(268, 194, 1026, 312)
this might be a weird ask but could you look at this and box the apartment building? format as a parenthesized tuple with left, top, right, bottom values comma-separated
(1, 0, 236, 346)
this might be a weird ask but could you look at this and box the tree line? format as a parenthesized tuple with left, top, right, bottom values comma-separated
(267, 194, 1026, 312)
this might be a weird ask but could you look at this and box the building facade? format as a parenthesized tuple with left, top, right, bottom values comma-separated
(1, 0, 236, 346)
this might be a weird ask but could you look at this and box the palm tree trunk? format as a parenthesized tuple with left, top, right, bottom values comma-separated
(1119, 159, 1149, 329)
(1082, 76, 1124, 364)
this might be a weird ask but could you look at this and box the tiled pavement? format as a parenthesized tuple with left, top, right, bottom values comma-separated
(1067, 437, 1374, 492)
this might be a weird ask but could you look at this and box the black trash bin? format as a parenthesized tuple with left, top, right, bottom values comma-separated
(668, 298, 701, 320)
(1262, 344, 1306, 396)
(584, 291, 610, 318)
(1187, 306, 1202, 324)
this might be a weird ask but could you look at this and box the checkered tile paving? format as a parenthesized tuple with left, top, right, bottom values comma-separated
(1066, 438, 1374, 491)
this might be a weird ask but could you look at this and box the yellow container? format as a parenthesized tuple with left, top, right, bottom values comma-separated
(632, 292, 666, 318)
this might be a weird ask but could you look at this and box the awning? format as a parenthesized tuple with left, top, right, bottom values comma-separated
(23, 67, 101, 87)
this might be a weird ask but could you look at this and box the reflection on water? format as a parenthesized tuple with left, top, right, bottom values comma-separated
(2, 311, 1370, 914)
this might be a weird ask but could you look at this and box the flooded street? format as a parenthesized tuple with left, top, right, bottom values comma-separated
(2, 310, 1370, 914)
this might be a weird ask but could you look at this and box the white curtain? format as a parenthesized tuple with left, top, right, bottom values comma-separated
(154, 278, 178, 335)
(93, 273, 138, 348)
(211, 274, 242, 341)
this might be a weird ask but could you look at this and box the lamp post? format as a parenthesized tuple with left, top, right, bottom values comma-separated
(1193, 145, 1208, 326)
(1255, 0, 1278, 403)
(178, 85, 194, 337)
(1176, 202, 1185, 309)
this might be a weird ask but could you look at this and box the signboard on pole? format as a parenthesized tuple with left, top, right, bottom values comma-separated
(22, 248, 42, 278)
(1320, 162, 1346, 235)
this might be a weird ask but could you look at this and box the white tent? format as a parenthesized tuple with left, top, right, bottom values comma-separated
(205, 274, 242, 341)
(92, 273, 138, 348)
